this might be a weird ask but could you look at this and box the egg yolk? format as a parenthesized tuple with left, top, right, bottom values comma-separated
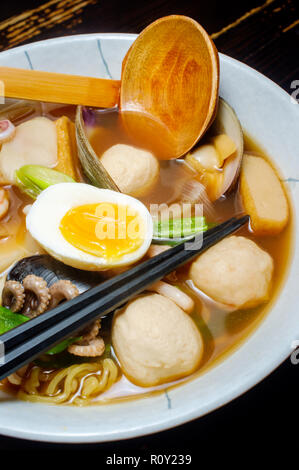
(60, 203, 145, 261)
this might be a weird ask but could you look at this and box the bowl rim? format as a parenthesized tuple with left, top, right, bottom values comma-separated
(0, 32, 298, 444)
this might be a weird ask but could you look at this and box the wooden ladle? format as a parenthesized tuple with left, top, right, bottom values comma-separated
(0, 15, 219, 159)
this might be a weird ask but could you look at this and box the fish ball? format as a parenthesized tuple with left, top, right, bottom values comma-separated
(112, 293, 203, 386)
(189, 236, 273, 309)
(100, 144, 159, 197)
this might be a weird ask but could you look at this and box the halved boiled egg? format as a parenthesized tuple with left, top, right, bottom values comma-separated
(26, 183, 153, 271)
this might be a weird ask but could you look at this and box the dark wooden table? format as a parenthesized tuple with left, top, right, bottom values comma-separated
(0, 0, 298, 457)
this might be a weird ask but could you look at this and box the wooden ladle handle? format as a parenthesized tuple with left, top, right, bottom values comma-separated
(0, 67, 121, 108)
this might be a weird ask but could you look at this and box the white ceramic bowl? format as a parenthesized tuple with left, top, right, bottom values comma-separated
(0, 33, 298, 443)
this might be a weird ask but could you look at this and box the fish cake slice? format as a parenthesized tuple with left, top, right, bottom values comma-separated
(240, 153, 289, 235)
(55, 116, 83, 181)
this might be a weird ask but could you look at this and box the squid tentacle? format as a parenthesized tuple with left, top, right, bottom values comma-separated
(22, 275, 50, 318)
(48, 280, 79, 309)
(68, 337, 105, 357)
(2, 280, 25, 312)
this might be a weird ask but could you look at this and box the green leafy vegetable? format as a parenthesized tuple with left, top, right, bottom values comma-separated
(153, 216, 209, 245)
(0, 306, 28, 334)
(102, 343, 111, 359)
(15, 164, 75, 199)
(35, 351, 85, 369)
(0, 306, 78, 355)
(35, 343, 111, 369)
(46, 337, 81, 355)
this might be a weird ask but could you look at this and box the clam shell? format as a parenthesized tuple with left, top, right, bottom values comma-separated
(7, 255, 106, 294)
(0, 99, 42, 124)
(209, 97, 244, 198)
(75, 106, 120, 191)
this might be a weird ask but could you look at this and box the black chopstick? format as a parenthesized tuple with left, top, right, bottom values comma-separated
(1, 216, 237, 351)
(0, 215, 248, 380)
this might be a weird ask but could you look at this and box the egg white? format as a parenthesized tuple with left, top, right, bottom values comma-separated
(26, 183, 153, 271)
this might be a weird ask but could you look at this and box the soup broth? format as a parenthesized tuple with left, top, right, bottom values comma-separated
(0, 103, 293, 405)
